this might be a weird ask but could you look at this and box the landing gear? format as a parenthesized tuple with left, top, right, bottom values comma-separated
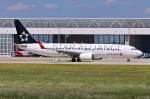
(71, 58, 76, 62)
(127, 59, 131, 62)
(71, 57, 81, 62)
(77, 58, 81, 62)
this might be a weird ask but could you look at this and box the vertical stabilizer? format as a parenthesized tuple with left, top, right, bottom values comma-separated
(14, 19, 37, 43)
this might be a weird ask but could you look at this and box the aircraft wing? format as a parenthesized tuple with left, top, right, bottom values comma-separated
(37, 41, 80, 56)
(54, 49, 80, 56)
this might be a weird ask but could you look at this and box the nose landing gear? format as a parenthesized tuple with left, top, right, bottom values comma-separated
(127, 58, 131, 62)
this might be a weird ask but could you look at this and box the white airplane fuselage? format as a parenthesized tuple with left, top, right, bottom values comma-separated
(17, 43, 143, 60)
(14, 19, 143, 62)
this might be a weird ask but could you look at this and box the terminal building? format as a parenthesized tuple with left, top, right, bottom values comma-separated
(0, 18, 150, 57)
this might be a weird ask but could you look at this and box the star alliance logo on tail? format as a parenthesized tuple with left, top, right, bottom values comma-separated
(19, 31, 29, 42)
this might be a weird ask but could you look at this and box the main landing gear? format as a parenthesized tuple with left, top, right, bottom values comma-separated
(71, 58, 76, 62)
(71, 57, 81, 62)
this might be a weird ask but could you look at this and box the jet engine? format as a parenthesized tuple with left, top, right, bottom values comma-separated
(79, 53, 103, 60)
(79, 53, 93, 60)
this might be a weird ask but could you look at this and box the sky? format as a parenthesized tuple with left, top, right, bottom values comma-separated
(0, 0, 150, 18)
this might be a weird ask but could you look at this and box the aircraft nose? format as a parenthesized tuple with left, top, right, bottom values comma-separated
(136, 50, 144, 58)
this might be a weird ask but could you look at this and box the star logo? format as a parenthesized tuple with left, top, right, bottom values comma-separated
(19, 31, 29, 42)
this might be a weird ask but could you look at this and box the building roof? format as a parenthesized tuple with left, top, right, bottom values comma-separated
(0, 18, 150, 28)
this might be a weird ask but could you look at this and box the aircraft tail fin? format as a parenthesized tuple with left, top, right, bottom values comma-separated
(14, 19, 37, 44)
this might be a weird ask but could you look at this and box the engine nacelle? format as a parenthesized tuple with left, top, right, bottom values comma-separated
(79, 53, 103, 60)
(79, 53, 93, 60)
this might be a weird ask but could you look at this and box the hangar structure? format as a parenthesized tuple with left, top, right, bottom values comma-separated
(0, 18, 150, 57)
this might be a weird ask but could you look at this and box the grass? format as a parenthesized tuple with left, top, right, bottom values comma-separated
(0, 64, 150, 99)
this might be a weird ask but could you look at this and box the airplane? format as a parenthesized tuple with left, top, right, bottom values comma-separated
(14, 19, 143, 62)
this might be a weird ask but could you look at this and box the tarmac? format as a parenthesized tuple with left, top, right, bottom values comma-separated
(0, 57, 150, 65)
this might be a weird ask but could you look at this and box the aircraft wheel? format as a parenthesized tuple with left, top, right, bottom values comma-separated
(77, 58, 81, 62)
(71, 58, 76, 62)
(127, 59, 131, 62)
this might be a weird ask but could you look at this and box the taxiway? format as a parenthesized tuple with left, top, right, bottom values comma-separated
(0, 57, 150, 65)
